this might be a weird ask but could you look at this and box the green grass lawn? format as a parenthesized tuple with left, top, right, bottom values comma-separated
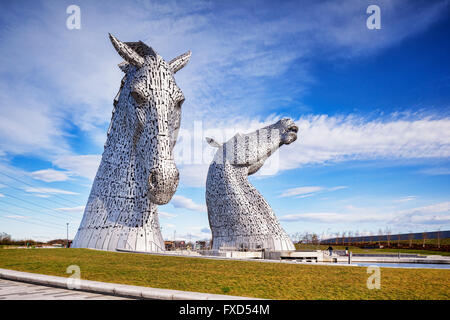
(0, 248, 449, 299)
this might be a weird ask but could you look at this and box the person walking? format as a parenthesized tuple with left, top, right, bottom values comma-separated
(327, 246, 333, 256)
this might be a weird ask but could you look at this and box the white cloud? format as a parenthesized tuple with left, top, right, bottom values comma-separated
(279, 185, 348, 198)
(395, 196, 417, 203)
(398, 202, 450, 216)
(55, 206, 85, 214)
(178, 164, 210, 188)
(52, 155, 101, 181)
(279, 186, 324, 198)
(279, 201, 450, 228)
(280, 212, 385, 223)
(30, 169, 72, 182)
(159, 211, 177, 219)
(164, 223, 176, 229)
(176, 112, 450, 187)
(329, 186, 347, 191)
(418, 168, 450, 175)
(0, 0, 446, 163)
(278, 114, 450, 171)
(0, 193, 4, 198)
(174, 227, 212, 241)
(4, 215, 27, 219)
(170, 195, 207, 212)
(24, 187, 79, 196)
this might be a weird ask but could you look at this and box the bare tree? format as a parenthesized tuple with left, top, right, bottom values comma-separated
(385, 227, 391, 247)
(437, 228, 441, 249)
(311, 233, 319, 246)
(290, 232, 302, 244)
(348, 231, 353, 246)
(0, 232, 12, 245)
(354, 230, 360, 246)
(377, 228, 383, 247)
(302, 232, 311, 244)
(408, 231, 414, 248)
(422, 231, 427, 248)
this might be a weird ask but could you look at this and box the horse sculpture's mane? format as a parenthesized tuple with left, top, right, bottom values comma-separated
(72, 34, 190, 252)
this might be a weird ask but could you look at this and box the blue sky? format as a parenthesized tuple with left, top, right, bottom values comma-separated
(0, 0, 449, 242)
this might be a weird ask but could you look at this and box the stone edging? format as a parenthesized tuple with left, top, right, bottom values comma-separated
(0, 268, 260, 300)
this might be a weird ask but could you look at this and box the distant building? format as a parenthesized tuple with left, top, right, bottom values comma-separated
(195, 241, 207, 250)
(164, 240, 186, 250)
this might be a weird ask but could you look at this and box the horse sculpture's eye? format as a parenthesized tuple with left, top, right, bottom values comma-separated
(131, 90, 146, 105)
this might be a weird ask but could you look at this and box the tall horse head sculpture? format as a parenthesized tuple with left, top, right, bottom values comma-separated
(72, 34, 191, 252)
(205, 118, 298, 251)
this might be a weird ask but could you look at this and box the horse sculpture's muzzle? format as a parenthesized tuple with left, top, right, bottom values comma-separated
(148, 161, 179, 205)
(279, 118, 299, 145)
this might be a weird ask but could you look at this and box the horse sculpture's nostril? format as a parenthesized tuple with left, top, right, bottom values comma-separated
(289, 125, 299, 133)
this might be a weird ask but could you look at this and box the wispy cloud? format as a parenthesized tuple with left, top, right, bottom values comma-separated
(55, 206, 85, 214)
(278, 114, 450, 171)
(175, 226, 212, 241)
(174, 112, 450, 187)
(170, 195, 207, 213)
(30, 169, 72, 183)
(24, 187, 79, 196)
(159, 211, 177, 219)
(0, 0, 447, 162)
(4, 215, 27, 219)
(279, 201, 450, 227)
(395, 196, 417, 203)
(279, 186, 324, 198)
(52, 155, 101, 181)
(418, 168, 450, 176)
(279, 186, 347, 198)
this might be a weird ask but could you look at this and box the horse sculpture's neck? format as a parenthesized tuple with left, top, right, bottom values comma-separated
(72, 84, 164, 251)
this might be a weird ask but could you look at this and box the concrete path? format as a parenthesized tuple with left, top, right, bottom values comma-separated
(0, 278, 129, 300)
(0, 268, 257, 300)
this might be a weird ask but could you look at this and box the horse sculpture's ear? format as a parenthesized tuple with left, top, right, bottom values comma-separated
(206, 137, 222, 148)
(109, 33, 145, 68)
(169, 51, 191, 74)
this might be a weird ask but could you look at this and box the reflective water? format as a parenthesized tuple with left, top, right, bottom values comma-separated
(338, 262, 450, 269)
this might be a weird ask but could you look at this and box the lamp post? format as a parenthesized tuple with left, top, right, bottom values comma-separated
(66, 223, 69, 248)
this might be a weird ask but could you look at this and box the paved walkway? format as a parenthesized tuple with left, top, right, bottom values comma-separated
(0, 279, 130, 300)
(0, 268, 256, 300)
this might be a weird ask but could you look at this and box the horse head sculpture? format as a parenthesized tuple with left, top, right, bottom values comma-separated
(72, 34, 190, 252)
(205, 118, 299, 251)
(206, 118, 298, 175)
(109, 34, 190, 204)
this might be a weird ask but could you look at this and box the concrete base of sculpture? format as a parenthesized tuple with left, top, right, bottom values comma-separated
(212, 235, 295, 252)
(73, 219, 165, 252)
